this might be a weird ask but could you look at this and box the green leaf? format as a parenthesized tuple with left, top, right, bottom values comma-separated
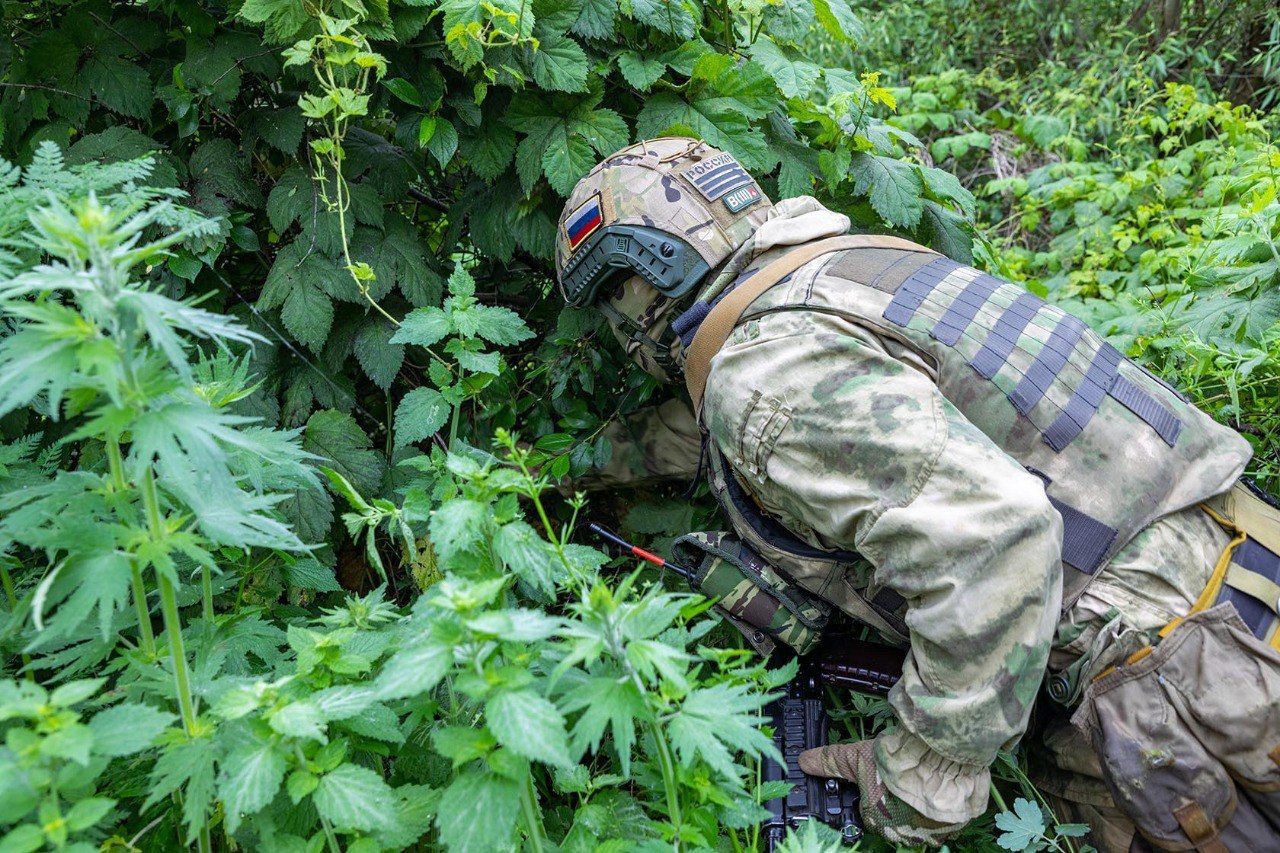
(145, 738, 216, 842)
(82, 55, 153, 119)
(283, 556, 342, 592)
(532, 33, 589, 93)
(88, 703, 176, 756)
(190, 138, 262, 206)
(219, 741, 287, 833)
(918, 200, 973, 263)
(280, 278, 334, 352)
(354, 318, 405, 390)
(748, 38, 820, 99)
(667, 682, 777, 780)
(849, 152, 925, 229)
(267, 167, 315, 233)
(313, 764, 398, 833)
(435, 770, 521, 853)
(0, 825, 45, 853)
(541, 134, 596, 196)
(304, 410, 385, 496)
(995, 798, 1048, 850)
(918, 165, 976, 215)
(572, 0, 617, 38)
(432, 726, 496, 766)
(617, 52, 664, 91)
(394, 388, 451, 448)
(374, 641, 452, 700)
(430, 498, 489, 563)
(629, 0, 698, 39)
(270, 700, 327, 741)
(493, 520, 558, 595)
(635, 56, 775, 170)
(383, 78, 424, 107)
(812, 0, 862, 41)
(486, 689, 572, 767)
(49, 679, 105, 707)
(390, 306, 451, 347)
(64, 798, 113, 832)
(427, 119, 460, 166)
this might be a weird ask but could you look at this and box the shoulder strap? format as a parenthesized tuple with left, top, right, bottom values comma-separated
(683, 234, 936, 412)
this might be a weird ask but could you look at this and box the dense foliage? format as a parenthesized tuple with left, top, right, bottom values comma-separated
(0, 0, 1276, 850)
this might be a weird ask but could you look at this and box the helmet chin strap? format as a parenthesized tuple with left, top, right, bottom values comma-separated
(596, 294, 682, 377)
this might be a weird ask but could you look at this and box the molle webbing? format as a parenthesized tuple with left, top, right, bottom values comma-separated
(1221, 538, 1280, 645)
(882, 256, 1184, 453)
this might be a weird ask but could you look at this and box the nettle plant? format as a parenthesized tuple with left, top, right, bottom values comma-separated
(0, 152, 794, 851)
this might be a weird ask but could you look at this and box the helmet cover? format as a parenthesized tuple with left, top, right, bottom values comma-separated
(554, 137, 773, 378)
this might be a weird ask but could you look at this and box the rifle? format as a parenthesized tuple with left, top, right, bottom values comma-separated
(588, 525, 905, 849)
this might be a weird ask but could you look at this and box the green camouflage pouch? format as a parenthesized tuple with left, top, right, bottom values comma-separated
(673, 531, 833, 656)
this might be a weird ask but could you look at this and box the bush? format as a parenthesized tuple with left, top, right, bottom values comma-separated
(0, 0, 1276, 850)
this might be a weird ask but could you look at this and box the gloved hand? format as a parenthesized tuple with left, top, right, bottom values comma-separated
(798, 739, 965, 848)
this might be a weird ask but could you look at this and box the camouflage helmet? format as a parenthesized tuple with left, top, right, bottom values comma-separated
(555, 137, 773, 379)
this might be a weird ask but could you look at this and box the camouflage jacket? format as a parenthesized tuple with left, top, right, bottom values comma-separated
(593, 201, 1249, 825)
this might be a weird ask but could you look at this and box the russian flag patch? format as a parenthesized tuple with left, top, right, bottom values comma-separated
(565, 194, 603, 252)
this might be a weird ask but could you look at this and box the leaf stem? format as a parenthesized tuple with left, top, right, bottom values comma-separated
(201, 565, 214, 622)
(519, 770, 548, 853)
(108, 437, 157, 657)
(143, 465, 210, 853)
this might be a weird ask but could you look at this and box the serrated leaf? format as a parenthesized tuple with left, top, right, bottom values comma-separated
(354, 318, 404, 390)
(267, 168, 315, 233)
(88, 703, 176, 756)
(493, 521, 558, 595)
(572, 0, 617, 38)
(314, 763, 398, 833)
(629, 0, 698, 38)
(849, 152, 925, 229)
(392, 306, 452, 347)
(270, 700, 326, 741)
(82, 55, 153, 119)
(219, 741, 287, 833)
(486, 689, 572, 767)
(430, 498, 488, 563)
(994, 797, 1048, 850)
(280, 280, 333, 352)
(284, 556, 342, 592)
(375, 641, 452, 700)
(394, 388, 451, 448)
(918, 165, 976, 215)
(634, 57, 775, 170)
(303, 410, 385, 496)
(812, 0, 862, 41)
(748, 38, 820, 99)
(541, 133, 596, 196)
(918, 199, 973, 263)
(383, 77, 424, 107)
(435, 770, 521, 853)
(617, 52, 664, 91)
(532, 32, 589, 93)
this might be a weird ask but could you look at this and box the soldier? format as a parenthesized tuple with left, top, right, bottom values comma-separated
(556, 137, 1280, 850)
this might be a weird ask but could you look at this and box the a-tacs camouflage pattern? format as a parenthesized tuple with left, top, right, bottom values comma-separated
(558, 139, 1275, 848)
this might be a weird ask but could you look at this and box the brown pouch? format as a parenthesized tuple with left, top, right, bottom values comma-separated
(1073, 603, 1280, 849)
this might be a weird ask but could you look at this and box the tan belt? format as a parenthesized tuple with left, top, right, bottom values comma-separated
(682, 234, 936, 412)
